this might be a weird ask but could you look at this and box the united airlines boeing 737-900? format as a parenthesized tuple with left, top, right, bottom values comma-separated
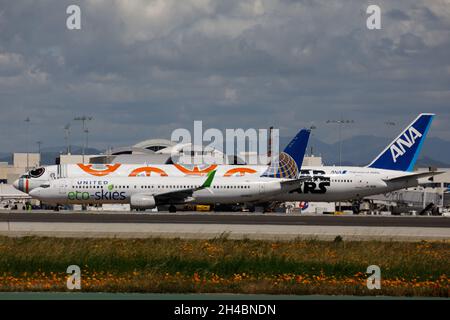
(25, 130, 312, 211)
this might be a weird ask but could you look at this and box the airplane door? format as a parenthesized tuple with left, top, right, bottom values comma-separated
(259, 183, 265, 195)
(354, 175, 370, 200)
(354, 175, 366, 189)
(58, 182, 66, 195)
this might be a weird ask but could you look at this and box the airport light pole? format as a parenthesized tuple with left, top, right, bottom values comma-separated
(326, 118, 355, 167)
(384, 121, 397, 137)
(74, 116, 93, 163)
(64, 123, 71, 155)
(24, 117, 31, 172)
(36, 141, 42, 166)
(309, 124, 317, 156)
(84, 128, 89, 155)
(326, 117, 355, 212)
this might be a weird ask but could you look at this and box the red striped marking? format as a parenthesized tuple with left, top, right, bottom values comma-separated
(25, 179, 29, 193)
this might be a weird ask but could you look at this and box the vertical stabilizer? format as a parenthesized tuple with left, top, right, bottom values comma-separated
(367, 113, 434, 172)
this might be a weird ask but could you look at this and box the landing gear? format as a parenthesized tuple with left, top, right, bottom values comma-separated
(263, 201, 281, 213)
(169, 205, 177, 213)
(352, 199, 361, 214)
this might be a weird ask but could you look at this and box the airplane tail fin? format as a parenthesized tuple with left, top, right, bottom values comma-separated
(367, 113, 435, 172)
(262, 129, 310, 178)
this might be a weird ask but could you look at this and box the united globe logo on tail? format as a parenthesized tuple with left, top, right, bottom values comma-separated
(262, 129, 310, 178)
(263, 152, 299, 178)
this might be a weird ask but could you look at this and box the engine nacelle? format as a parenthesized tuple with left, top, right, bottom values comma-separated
(130, 194, 156, 209)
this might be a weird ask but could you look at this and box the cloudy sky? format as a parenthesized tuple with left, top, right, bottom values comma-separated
(0, 0, 449, 153)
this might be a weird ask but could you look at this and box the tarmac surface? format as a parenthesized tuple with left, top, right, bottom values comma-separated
(0, 211, 449, 227)
(0, 211, 449, 241)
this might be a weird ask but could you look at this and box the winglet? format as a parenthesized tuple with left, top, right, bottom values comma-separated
(201, 170, 216, 188)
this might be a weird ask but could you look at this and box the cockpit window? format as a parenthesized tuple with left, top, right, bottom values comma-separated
(29, 167, 45, 178)
(40, 184, 50, 188)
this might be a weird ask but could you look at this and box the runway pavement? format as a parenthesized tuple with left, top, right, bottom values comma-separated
(0, 211, 448, 241)
(0, 211, 449, 227)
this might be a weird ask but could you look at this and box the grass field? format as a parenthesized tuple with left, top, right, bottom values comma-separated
(0, 236, 448, 296)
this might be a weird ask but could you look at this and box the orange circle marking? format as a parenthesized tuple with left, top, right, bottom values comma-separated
(77, 164, 121, 176)
(224, 167, 257, 177)
(173, 164, 218, 176)
(129, 167, 168, 177)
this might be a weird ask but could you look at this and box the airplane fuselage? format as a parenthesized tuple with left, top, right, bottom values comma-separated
(29, 176, 290, 206)
(25, 165, 421, 204)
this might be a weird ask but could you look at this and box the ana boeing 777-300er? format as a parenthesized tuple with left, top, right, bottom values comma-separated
(15, 113, 441, 205)
(25, 130, 312, 211)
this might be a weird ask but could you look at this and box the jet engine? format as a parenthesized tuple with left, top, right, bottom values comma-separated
(130, 194, 156, 209)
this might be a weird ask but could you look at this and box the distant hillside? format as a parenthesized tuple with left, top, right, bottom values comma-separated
(39, 146, 103, 165)
(0, 155, 12, 164)
(0, 146, 103, 165)
(0, 153, 10, 164)
(415, 156, 450, 168)
(280, 136, 450, 167)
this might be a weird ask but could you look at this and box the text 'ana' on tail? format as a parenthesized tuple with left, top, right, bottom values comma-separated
(367, 113, 435, 172)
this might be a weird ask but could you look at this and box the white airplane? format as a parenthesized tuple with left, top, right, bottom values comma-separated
(26, 131, 312, 211)
(15, 113, 442, 204)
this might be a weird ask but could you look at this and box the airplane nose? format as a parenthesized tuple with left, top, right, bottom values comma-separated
(13, 178, 30, 193)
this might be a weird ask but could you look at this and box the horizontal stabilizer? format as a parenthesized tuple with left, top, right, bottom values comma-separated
(383, 171, 444, 183)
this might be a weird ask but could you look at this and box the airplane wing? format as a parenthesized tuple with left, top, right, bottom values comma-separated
(154, 170, 216, 204)
(383, 171, 445, 183)
(280, 176, 312, 189)
(0, 195, 32, 200)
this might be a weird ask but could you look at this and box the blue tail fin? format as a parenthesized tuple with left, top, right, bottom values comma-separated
(367, 113, 435, 172)
(262, 129, 310, 178)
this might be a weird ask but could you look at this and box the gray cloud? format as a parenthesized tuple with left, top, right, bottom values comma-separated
(0, 0, 449, 152)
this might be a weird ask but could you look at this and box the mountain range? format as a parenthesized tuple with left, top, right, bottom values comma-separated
(0, 147, 102, 166)
(280, 136, 450, 168)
